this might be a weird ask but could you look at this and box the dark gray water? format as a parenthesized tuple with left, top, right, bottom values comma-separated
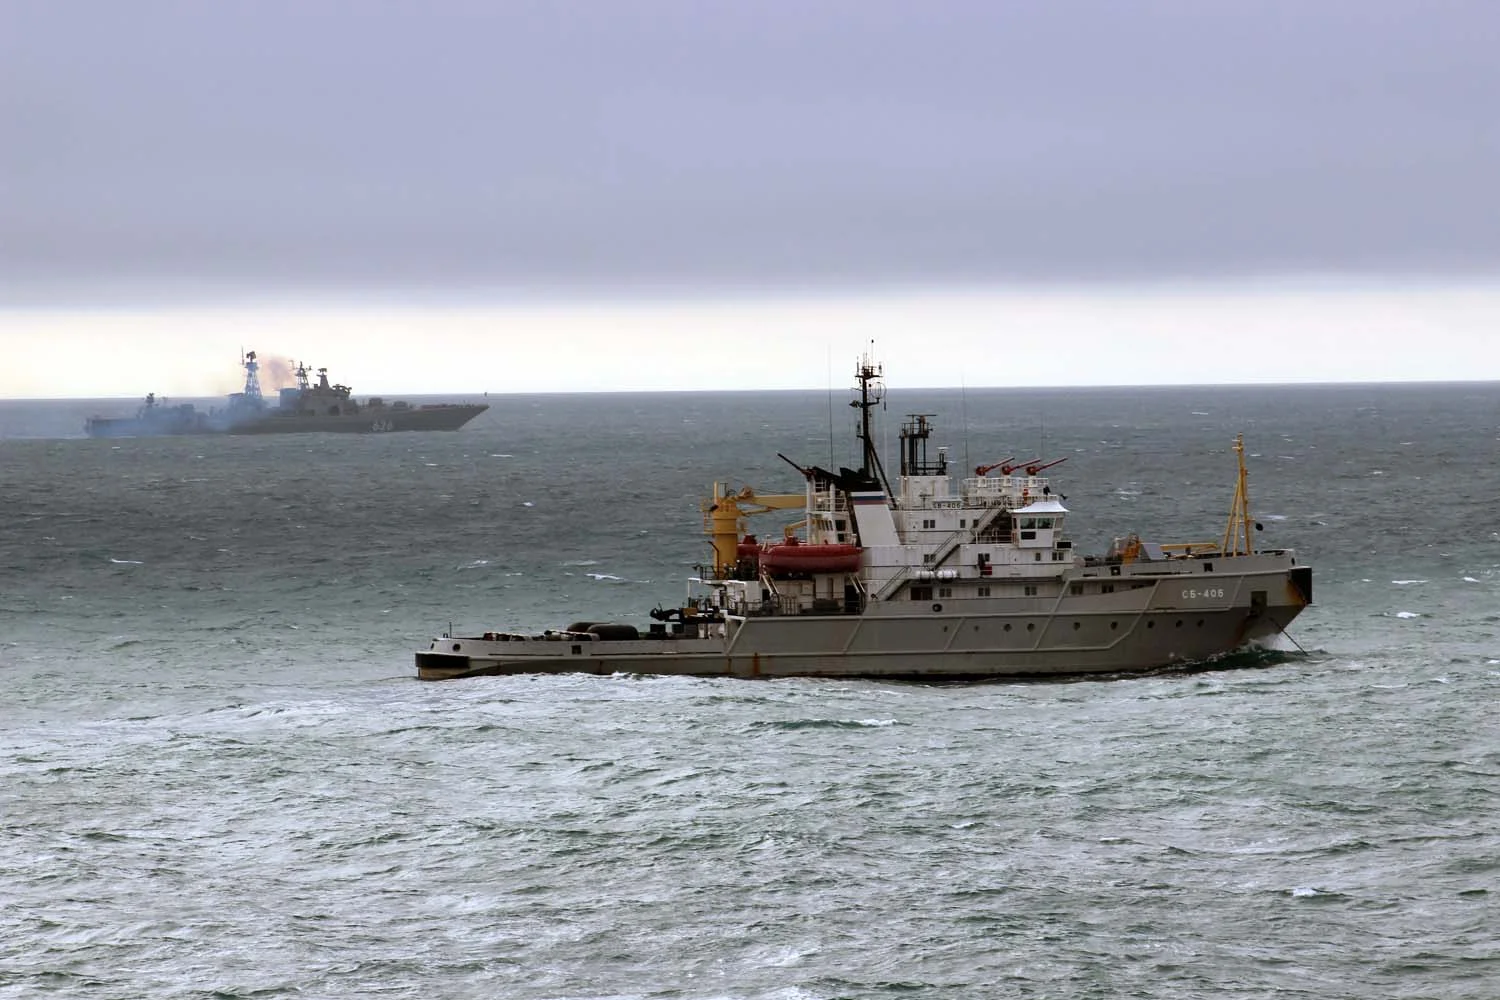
(3, 383, 1499, 998)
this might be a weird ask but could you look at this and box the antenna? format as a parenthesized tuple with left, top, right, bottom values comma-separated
(960, 373, 970, 478)
(826, 343, 835, 468)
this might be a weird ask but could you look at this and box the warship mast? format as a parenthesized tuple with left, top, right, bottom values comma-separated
(241, 350, 264, 406)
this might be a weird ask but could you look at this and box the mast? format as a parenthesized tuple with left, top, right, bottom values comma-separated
(899, 414, 946, 477)
(241, 350, 263, 404)
(851, 351, 893, 496)
(1220, 434, 1255, 556)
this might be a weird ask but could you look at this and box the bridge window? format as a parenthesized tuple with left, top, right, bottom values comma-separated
(938, 586, 952, 598)
(1024, 585, 1038, 596)
(977, 586, 991, 597)
(910, 586, 933, 601)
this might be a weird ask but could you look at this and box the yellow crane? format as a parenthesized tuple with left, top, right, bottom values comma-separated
(701, 483, 806, 577)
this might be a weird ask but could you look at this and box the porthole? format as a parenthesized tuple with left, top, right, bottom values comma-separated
(1146, 621, 1155, 629)
(1110, 621, 1118, 631)
(932, 603, 943, 613)
(1197, 619, 1205, 628)
(1175, 620, 1183, 628)
(452, 643, 462, 652)
(1072, 622, 1081, 631)
(1004, 623, 1012, 632)
(1026, 623, 1036, 632)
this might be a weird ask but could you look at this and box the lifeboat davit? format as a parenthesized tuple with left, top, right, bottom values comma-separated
(761, 541, 862, 574)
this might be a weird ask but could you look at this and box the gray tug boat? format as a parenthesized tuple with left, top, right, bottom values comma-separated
(418, 355, 1311, 681)
(85, 351, 487, 438)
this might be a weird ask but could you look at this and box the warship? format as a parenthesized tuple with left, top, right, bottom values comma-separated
(84, 351, 487, 438)
(417, 356, 1312, 681)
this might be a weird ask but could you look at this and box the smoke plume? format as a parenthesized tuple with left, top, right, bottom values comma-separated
(258, 355, 297, 391)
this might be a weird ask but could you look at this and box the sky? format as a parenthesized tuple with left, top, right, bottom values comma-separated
(2, 1, 1498, 396)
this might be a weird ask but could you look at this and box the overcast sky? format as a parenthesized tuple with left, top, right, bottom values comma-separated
(2, 1, 1498, 394)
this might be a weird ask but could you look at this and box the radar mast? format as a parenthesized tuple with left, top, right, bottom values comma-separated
(241, 350, 263, 404)
(851, 349, 893, 497)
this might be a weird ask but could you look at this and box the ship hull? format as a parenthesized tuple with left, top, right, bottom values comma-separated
(417, 561, 1311, 681)
(86, 404, 487, 438)
(224, 405, 487, 435)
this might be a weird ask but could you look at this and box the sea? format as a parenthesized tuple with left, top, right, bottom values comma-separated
(2, 382, 1498, 999)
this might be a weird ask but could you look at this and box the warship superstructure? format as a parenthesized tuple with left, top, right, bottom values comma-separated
(85, 351, 487, 437)
(417, 356, 1311, 681)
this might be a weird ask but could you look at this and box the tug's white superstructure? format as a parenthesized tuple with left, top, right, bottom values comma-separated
(417, 357, 1311, 681)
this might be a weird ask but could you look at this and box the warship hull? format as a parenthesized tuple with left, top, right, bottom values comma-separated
(418, 560, 1311, 681)
(85, 404, 486, 438)
(223, 404, 486, 435)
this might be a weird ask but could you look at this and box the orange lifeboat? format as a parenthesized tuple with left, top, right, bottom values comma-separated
(761, 541, 862, 575)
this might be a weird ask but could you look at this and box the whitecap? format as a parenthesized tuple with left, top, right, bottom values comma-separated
(587, 573, 625, 582)
(1290, 886, 1322, 898)
(1463, 576, 1481, 583)
(1393, 611, 1421, 619)
(562, 559, 601, 567)
(521, 501, 535, 507)
(1392, 580, 1427, 586)
(109, 558, 144, 565)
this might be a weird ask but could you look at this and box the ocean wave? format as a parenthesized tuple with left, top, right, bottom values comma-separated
(752, 718, 900, 731)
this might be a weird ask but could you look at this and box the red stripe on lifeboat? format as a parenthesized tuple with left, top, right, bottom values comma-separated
(761, 542, 862, 574)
